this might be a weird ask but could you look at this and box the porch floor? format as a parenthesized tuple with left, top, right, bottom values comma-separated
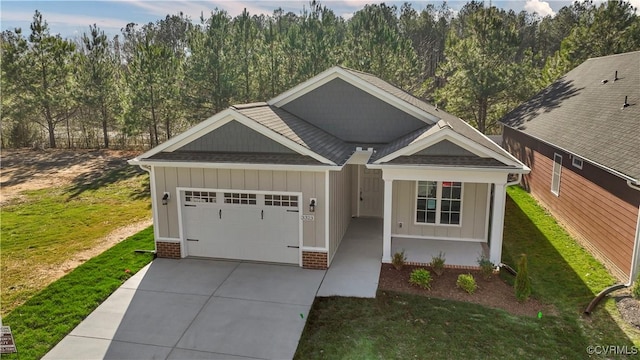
(392, 237, 487, 268)
(317, 218, 382, 298)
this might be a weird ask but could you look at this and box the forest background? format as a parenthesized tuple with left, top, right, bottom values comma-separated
(2, 0, 639, 149)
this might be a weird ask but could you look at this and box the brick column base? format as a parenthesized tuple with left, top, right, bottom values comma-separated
(302, 251, 328, 269)
(156, 241, 181, 259)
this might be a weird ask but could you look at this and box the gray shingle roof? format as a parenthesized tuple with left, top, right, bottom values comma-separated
(232, 103, 354, 165)
(386, 155, 507, 167)
(148, 151, 324, 165)
(500, 51, 640, 180)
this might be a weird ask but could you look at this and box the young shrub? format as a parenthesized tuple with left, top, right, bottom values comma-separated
(456, 273, 477, 294)
(392, 250, 407, 270)
(632, 280, 640, 299)
(477, 256, 495, 280)
(409, 268, 432, 289)
(431, 252, 446, 276)
(515, 254, 532, 302)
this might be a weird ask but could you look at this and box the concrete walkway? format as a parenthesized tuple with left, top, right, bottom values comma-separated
(44, 259, 325, 360)
(317, 218, 382, 298)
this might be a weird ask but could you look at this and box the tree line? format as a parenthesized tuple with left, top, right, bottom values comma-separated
(2, 0, 639, 149)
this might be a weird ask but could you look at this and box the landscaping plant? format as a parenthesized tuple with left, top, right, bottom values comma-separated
(392, 250, 407, 270)
(456, 273, 477, 294)
(515, 254, 532, 302)
(477, 256, 495, 280)
(430, 252, 446, 276)
(409, 268, 432, 289)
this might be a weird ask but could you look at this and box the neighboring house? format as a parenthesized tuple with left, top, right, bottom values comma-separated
(501, 51, 640, 283)
(129, 66, 529, 270)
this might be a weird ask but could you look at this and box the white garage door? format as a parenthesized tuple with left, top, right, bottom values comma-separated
(181, 190, 300, 264)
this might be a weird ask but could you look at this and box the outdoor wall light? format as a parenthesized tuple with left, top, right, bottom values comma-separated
(309, 198, 317, 212)
(162, 192, 170, 205)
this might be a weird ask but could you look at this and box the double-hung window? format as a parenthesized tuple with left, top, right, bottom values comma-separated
(416, 181, 463, 225)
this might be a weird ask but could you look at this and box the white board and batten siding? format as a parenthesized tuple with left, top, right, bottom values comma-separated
(392, 181, 489, 241)
(153, 167, 326, 248)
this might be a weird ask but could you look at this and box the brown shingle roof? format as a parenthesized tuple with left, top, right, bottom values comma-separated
(501, 51, 640, 180)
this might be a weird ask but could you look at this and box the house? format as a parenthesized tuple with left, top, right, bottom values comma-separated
(501, 51, 640, 283)
(129, 66, 529, 270)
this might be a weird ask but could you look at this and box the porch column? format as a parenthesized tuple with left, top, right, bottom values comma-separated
(490, 183, 506, 264)
(382, 179, 393, 263)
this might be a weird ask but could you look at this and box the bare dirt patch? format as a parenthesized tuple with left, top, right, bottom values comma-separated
(378, 264, 557, 317)
(40, 218, 153, 280)
(0, 148, 140, 205)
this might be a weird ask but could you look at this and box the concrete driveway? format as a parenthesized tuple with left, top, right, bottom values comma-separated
(44, 258, 326, 360)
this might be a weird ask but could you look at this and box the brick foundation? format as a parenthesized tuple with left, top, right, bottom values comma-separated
(302, 251, 328, 269)
(156, 241, 181, 259)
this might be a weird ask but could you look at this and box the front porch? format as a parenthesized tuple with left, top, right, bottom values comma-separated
(392, 237, 487, 268)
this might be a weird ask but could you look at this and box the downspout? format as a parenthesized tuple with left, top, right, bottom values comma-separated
(506, 173, 522, 187)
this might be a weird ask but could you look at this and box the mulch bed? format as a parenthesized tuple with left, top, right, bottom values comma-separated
(378, 264, 557, 317)
(616, 294, 640, 329)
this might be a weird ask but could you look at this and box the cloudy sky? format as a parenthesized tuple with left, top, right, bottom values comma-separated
(0, 0, 632, 38)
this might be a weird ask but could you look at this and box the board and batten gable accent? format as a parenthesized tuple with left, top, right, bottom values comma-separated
(153, 167, 326, 248)
(391, 181, 489, 241)
(504, 126, 640, 280)
(328, 165, 354, 263)
(280, 78, 427, 143)
(176, 120, 296, 154)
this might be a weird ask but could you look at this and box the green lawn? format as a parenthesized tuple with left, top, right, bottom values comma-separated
(295, 186, 639, 359)
(1, 227, 155, 360)
(0, 166, 150, 315)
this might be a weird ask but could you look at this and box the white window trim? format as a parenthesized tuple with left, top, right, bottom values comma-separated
(551, 153, 562, 196)
(414, 181, 463, 227)
(571, 156, 583, 170)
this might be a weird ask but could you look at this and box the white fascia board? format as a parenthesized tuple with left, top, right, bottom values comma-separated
(268, 67, 438, 124)
(372, 166, 513, 184)
(133, 160, 340, 172)
(345, 149, 374, 165)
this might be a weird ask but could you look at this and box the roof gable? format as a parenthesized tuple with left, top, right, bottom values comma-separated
(131, 108, 339, 166)
(278, 78, 428, 143)
(501, 51, 640, 180)
(373, 120, 525, 170)
(176, 120, 295, 154)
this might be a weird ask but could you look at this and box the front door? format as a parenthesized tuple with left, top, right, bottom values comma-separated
(359, 166, 383, 217)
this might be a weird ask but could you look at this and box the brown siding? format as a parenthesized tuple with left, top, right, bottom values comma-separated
(504, 127, 640, 280)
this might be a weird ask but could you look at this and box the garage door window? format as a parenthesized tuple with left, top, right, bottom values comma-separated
(185, 191, 216, 203)
(224, 192, 257, 205)
(265, 194, 298, 207)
